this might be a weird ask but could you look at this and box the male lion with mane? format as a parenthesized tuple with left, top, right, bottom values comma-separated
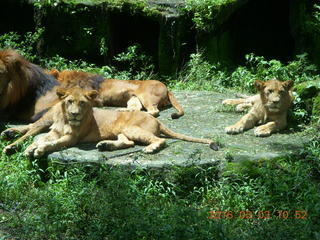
(24, 87, 218, 158)
(0, 49, 59, 121)
(223, 79, 294, 137)
(0, 49, 105, 122)
(1, 51, 183, 153)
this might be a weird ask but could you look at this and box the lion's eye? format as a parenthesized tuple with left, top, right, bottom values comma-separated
(267, 89, 273, 94)
(67, 99, 73, 104)
(79, 101, 86, 106)
(279, 90, 285, 95)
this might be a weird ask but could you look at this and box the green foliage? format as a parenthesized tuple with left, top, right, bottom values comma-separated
(1, 131, 320, 239)
(0, 29, 44, 62)
(313, 4, 320, 30)
(0, 30, 320, 239)
(184, 0, 236, 31)
(304, 3, 320, 34)
(170, 52, 228, 91)
(113, 45, 155, 80)
(32, 0, 160, 19)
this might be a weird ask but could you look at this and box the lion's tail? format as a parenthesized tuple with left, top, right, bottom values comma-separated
(168, 91, 184, 119)
(158, 121, 219, 150)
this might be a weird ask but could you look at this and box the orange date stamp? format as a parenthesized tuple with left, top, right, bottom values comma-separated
(208, 210, 307, 220)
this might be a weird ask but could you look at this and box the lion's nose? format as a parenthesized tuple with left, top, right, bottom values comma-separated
(70, 112, 78, 117)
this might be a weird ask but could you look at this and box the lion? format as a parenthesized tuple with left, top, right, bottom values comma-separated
(0, 49, 59, 121)
(49, 69, 184, 119)
(1, 55, 184, 154)
(24, 86, 218, 158)
(222, 94, 259, 112)
(0, 49, 105, 122)
(223, 79, 294, 137)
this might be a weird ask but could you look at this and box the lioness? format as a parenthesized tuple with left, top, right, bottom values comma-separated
(48, 69, 184, 119)
(223, 79, 293, 137)
(1, 68, 184, 154)
(24, 87, 218, 158)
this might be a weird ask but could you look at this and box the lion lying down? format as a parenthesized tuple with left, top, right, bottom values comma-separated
(1, 68, 184, 154)
(47, 69, 184, 119)
(222, 79, 293, 137)
(24, 87, 218, 158)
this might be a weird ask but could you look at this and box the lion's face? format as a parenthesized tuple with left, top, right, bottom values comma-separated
(255, 79, 293, 113)
(57, 87, 98, 126)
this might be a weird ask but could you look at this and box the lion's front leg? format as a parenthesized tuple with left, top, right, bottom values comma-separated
(24, 131, 58, 157)
(1, 124, 32, 140)
(25, 134, 76, 158)
(34, 135, 77, 158)
(225, 113, 259, 134)
(3, 111, 53, 155)
(96, 134, 134, 151)
(254, 120, 287, 137)
(222, 98, 247, 106)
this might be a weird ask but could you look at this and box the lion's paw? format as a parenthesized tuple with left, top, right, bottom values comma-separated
(235, 103, 252, 112)
(143, 146, 157, 154)
(143, 140, 165, 154)
(24, 144, 38, 158)
(3, 144, 17, 155)
(225, 125, 244, 134)
(254, 126, 272, 137)
(96, 141, 114, 151)
(1, 129, 19, 140)
(33, 148, 45, 158)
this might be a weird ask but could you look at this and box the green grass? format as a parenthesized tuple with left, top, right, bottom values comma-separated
(1, 134, 320, 239)
(1, 31, 320, 239)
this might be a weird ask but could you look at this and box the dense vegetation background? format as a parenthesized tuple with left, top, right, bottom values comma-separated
(1, 0, 320, 239)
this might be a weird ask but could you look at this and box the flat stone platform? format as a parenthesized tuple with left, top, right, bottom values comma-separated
(46, 91, 309, 168)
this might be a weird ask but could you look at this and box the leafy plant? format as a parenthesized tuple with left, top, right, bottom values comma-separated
(113, 44, 155, 80)
(184, 0, 237, 31)
(0, 29, 44, 61)
(170, 52, 228, 91)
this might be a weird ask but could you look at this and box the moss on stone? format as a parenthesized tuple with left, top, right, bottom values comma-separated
(312, 92, 320, 120)
(294, 80, 320, 121)
(295, 80, 320, 98)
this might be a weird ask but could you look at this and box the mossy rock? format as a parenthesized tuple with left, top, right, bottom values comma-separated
(294, 80, 320, 98)
(294, 80, 320, 120)
(39, 90, 312, 171)
(312, 92, 320, 120)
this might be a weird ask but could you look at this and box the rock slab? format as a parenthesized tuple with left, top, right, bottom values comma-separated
(47, 91, 310, 168)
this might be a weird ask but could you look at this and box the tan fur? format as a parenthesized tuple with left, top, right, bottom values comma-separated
(0, 49, 102, 122)
(222, 95, 259, 112)
(51, 70, 184, 119)
(1, 68, 184, 153)
(24, 87, 217, 158)
(224, 79, 294, 137)
(0, 49, 30, 109)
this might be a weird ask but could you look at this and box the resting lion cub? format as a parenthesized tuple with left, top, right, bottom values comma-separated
(25, 87, 218, 158)
(223, 79, 293, 137)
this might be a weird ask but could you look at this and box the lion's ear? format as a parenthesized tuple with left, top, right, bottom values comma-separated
(254, 80, 265, 91)
(283, 80, 294, 90)
(46, 69, 59, 79)
(86, 90, 98, 100)
(56, 87, 67, 99)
